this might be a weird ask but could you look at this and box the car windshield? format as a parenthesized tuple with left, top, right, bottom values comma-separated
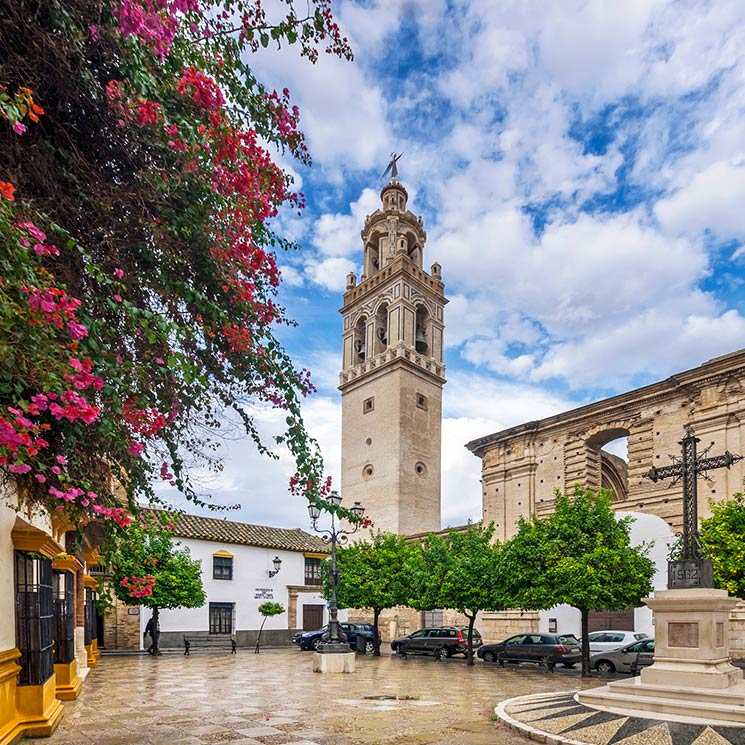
(558, 635, 579, 644)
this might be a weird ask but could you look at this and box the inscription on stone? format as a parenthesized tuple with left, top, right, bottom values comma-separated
(669, 621, 699, 648)
(668, 559, 713, 589)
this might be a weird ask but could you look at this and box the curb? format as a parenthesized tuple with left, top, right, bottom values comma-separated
(494, 691, 588, 745)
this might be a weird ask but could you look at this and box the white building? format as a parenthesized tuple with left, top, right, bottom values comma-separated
(150, 512, 335, 650)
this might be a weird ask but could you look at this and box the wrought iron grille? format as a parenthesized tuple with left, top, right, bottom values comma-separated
(53, 571, 75, 664)
(209, 602, 234, 635)
(84, 588, 97, 644)
(15, 551, 54, 686)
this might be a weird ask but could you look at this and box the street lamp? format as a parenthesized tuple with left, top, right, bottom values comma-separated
(307, 491, 365, 653)
(268, 556, 282, 578)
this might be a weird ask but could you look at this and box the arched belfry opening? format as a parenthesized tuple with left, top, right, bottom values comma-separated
(374, 302, 388, 354)
(353, 315, 367, 362)
(415, 305, 429, 355)
(586, 428, 629, 502)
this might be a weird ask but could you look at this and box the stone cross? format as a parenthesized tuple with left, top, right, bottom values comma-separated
(644, 426, 742, 588)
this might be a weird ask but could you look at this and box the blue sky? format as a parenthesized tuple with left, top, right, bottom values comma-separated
(159, 0, 745, 530)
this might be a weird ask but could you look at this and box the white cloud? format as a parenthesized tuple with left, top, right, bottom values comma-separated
(312, 188, 380, 257)
(278, 264, 304, 287)
(302, 256, 357, 292)
(655, 160, 745, 239)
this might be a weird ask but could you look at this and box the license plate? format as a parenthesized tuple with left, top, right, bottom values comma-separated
(569, 647, 579, 653)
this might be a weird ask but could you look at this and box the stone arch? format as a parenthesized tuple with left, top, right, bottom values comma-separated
(353, 315, 367, 362)
(373, 301, 389, 354)
(585, 425, 632, 502)
(415, 304, 430, 355)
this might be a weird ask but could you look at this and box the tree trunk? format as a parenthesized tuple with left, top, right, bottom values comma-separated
(373, 608, 381, 657)
(255, 616, 267, 654)
(580, 607, 591, 677)
(466, 610, 476, 667)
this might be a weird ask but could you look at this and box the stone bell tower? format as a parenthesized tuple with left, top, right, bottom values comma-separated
(339, 178, 447, 535)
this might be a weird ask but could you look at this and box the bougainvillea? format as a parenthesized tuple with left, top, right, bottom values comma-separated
(0, 0, 356, 548)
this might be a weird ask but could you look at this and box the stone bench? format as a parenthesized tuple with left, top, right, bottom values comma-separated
(183, 635, 237, 656)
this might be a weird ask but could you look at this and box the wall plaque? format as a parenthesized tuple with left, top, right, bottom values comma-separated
(669, 621, 699, 648)
(127, 607, 140, 615)
(254, 588, 274, 600)
(668, 559, 713, 589)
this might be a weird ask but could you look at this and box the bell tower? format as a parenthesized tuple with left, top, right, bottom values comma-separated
(339, 177, 446, 535)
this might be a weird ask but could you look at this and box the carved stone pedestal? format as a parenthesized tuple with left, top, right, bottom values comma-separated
(312, 651, 355, 674)
(579, 589, 745, 724)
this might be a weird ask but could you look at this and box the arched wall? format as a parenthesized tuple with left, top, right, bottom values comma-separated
(468, 350, 745, 542)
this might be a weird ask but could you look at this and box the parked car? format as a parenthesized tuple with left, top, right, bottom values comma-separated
(591, 638, 655, 674)
(477, 633, 581, 671)
(293, 622, 379, 652)
(585, 630, 648, 653)
(391, 626, 483, 659)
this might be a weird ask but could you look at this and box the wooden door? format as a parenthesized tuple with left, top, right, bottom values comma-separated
(588, 609, 634, 632)
(302, 604, 324, 631)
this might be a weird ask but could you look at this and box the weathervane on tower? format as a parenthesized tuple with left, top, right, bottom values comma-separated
(381, 152, 403, 180)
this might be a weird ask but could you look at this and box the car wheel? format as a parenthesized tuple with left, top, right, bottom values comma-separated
(596, 660, 616, 674)
(540, 656, 555, 672)
(397, 644, 407, 656)
(311, 637, 321, 651)
(435, 646, 450, 661)
(483, 651, 496, 663)
(365, 640, 375, 654)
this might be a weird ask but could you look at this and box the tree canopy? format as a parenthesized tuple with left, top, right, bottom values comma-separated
(700, 492, 745, 598)
(107, 512, 206, 612)
(501, 486, 655, 676)
(0, 0, 352, 544)
(330, 532, 415, 656)
(410, 523, 506, 665)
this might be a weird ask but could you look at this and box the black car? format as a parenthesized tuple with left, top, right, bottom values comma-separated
(477, 633, 581, 671)
(293, 622, 378, 652)
(391, 626, 482, 660)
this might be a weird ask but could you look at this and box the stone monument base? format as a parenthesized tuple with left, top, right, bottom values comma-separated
(312, 651, 356, 674)
(579, 588, 745, 724)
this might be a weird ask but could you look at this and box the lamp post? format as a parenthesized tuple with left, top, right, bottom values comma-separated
(307, 491, 364, 653)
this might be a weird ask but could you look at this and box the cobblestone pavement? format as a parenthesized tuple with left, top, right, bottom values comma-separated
(31, 649, 604, 745)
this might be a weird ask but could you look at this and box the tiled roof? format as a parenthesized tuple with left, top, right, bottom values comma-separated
(169, 511, 329, 554)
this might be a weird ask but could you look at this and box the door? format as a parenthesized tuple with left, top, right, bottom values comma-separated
(588, 609, 634, 632)
(502, 634, 529, 661)
(302, 604, 324, 631)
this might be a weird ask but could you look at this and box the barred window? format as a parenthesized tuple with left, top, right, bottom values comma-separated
(213, 556, 233, 581)
(15, 551, 54, 686)
(53, 570, 75, 664)
(304, 557, 322, 586)
(209, 602, 234, 635)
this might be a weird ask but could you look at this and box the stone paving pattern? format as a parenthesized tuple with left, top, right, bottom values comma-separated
(27, 649, 602, 745)
(500, 691, 745, 745)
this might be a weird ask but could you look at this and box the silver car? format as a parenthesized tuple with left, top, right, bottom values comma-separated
(586, 630, 647, 653)
(591, 638, 655, 674)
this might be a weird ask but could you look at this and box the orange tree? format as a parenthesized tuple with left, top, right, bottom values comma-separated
(0, 0, 352, 578)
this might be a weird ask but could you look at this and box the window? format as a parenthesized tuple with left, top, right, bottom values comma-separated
(363, 396, 374, 414)
(416, 393, 428, 410)
(304, 557, 322, 586)
(209, 602, 234, 635)
(213, 555, 233, 580)
(15, 551, 54, 686)
(53, 571, 75, 665)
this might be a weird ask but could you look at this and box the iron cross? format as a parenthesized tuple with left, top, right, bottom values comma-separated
(644, 426, 742, 588)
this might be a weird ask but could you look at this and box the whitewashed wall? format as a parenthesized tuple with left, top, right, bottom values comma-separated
(538, 511, 675, 637)
(150, 538, 335, 637)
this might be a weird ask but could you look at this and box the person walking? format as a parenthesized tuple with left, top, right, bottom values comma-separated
(144, 615, 160, 655)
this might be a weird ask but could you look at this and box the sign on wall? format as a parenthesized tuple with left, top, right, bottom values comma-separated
(127, 607, 140, 615)
(254, 588, 274, 599)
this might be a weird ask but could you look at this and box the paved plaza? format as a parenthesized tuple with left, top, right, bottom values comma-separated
(31, 649, 602, 745)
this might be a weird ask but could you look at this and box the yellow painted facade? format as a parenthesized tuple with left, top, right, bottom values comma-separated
(1, 484, 103, 743)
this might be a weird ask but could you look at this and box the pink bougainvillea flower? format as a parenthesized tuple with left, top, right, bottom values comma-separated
(11, 121, 26, 135)
(113, 294, 122, 303)
(114, 267, 124, 279)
